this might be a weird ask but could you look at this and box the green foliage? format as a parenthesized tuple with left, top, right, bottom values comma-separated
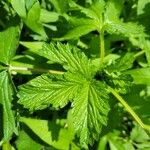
(0, 0, 150, 149)
(0, 25, 20, 64)
(18, 42, 110, 146)
(0, 71, 17, 141)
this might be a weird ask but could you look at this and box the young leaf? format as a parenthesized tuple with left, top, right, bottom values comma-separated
(0, 26, 20, 65)
(0, 71, 17, 141)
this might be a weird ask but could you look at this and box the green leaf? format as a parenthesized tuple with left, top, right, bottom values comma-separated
(39, 42, 95, 77)
(16, 130, 42, 150)
(18, 42, 110, 146)
(130, 125, 149, 143)
(107, 52, 135, 72)
(18, 73, 81, 110)
(0, 26, 20, 64)
(11, 0, 26, 18)
(105, 0, 123, 21)
(105, 21, 144, 37)
(126, 68, 150, 85)
(72, 80, 109, 146)
(50, 0, 69, 14)
(69, 0, 105, 21)
(39, 9, 59, 23)
(18, 73, 110, 146)
(144, 40, 150, 67)
(0, 71, 17, 141)
(104, 0, 144, 37)
(24, 1, 46, 37)
(19, 117, 74, 150)
(56, 18, 97, 40)
(20, 41, 43, 50)
(137, 0, 150, 15)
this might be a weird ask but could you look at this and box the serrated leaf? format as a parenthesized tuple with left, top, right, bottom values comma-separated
(20, 117, 74, 150)
(104, 0, 144, 37)
(18, 42, 110, 146)
(105, 21, 144, 37)
(18, 73, 81, 110)
(107, 52, 135, 72)
(16, 130, 42, 150)
(0, 26, 20, 65)
(72, 80, 109, 146)
(105, 0, 123, 21)
(69, 0, 105, 21)
(0, 71, 17, 141)
(37, 42, 95, 77)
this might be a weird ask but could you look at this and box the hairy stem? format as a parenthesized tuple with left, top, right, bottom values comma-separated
(100, 29, 105, 64)
(9, 66, 64, 75)
(109, 87, 150, 132)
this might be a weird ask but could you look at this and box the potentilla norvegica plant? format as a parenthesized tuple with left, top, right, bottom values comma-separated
(0, 0, 150, 149)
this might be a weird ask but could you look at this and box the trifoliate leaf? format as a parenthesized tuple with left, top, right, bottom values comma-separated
(18, 42, 110, 146)
(18, 72, 110, 146)
(0, 71, 17, 141)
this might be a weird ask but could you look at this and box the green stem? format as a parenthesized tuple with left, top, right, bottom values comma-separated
(134, 50, 145, 58)
(109, 87, 150, 132)
(9, 65, 64, 75)
(100, 29, 105, 64)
